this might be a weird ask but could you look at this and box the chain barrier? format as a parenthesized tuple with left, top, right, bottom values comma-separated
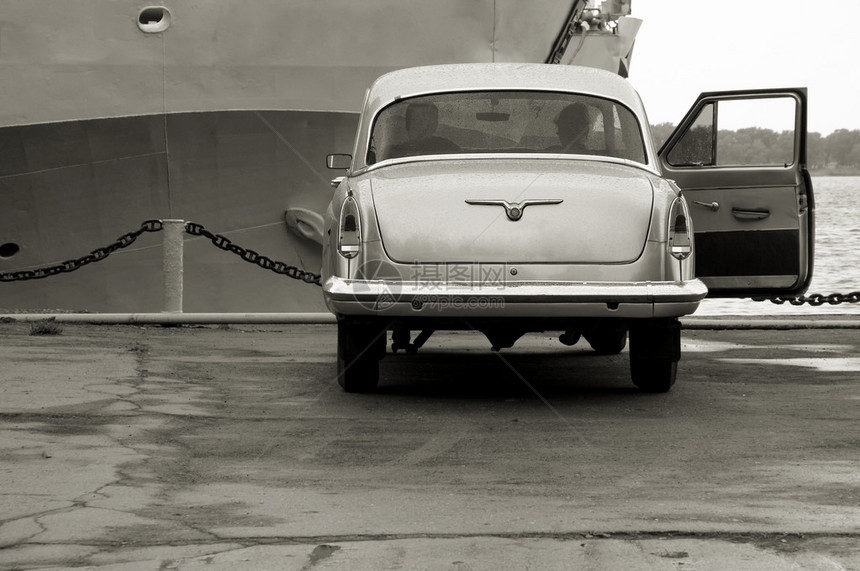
(184, 222, 321, 286)
(752, 292, 860, 306)
(3, 220, 857, 301)
(0, 219, 322, 287)
(0, 219, 163, 282)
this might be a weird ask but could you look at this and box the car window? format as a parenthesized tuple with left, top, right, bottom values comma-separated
(666, 102, 716, 167)
(665, 97, 797, 167)
(367, 91, 647, 165)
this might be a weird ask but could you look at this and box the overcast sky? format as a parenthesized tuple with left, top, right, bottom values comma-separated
(626, 0, 858, 135)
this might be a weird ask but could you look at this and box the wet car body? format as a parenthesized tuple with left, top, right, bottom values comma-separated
(322, 63, 813, 393)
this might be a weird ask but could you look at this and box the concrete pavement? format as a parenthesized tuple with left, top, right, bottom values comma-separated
(0, 317, 858, 569)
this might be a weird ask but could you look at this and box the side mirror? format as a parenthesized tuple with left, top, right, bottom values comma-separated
(326, 154, 352, 170)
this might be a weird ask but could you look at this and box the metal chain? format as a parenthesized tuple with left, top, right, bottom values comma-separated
(0, 219, 163, 282)
(0, 219, 322, 287)
(4, 218, 855, 300)
(752, 292, 860, 306)
(184, 222, 322, 286)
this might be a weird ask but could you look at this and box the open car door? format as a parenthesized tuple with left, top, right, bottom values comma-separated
(658, 88, 814, 298)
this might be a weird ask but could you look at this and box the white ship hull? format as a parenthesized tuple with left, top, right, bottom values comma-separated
(0, 0, 639, 312)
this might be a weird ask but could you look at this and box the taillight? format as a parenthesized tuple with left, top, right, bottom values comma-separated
(338, 196, 361, 259)
(668, 197, 692, 260)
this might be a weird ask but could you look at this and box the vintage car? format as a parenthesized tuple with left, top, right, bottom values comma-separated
(323, 63, 813, 393)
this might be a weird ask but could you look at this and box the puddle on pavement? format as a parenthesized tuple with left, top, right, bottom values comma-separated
(718, 357, 860, 372)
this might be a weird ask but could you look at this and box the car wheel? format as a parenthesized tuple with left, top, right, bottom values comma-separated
(630, 358, 677, 393)
(628, 318, 681, 393)
(337, 318, 386, 392)
(583, 321, 628, 355)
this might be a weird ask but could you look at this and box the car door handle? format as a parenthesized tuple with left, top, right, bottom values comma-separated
(731, 208, 770, 220)
(693, 200, 720, 212)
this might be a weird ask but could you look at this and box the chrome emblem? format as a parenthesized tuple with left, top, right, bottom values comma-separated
(465, 199, 563, 221)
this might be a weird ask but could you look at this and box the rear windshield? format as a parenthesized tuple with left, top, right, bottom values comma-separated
(367, 90, 646, 165)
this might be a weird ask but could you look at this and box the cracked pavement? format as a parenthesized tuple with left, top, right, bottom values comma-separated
(0, 320, 858, 569)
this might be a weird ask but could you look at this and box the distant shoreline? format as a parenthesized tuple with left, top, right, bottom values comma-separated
(809, 168, 860, 176)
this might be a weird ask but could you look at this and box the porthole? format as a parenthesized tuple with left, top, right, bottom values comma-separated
(0, 243, 20, 259)
(138, 6, 171, 33)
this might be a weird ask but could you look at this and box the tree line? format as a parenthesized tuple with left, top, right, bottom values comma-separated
(651, 123, 860, 174)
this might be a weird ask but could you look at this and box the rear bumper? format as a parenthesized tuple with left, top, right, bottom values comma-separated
(324, 278, 708, 318)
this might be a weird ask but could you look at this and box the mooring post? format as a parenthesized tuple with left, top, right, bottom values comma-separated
(162, 219, 185, 313)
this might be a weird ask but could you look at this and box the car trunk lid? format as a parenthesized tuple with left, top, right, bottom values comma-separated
(370, 159, 654, 264)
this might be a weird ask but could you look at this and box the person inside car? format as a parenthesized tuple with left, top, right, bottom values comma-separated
(550, 102, 591, 154)
(386, 102, 460, 159)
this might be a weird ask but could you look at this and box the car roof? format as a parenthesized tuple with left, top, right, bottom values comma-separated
(365, 63, 645, 112)
(351, 63, 659, 175)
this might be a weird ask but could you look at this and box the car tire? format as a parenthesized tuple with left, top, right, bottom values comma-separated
(583, 321, 628, 355)
(628, 318, 680, 393)
(630, 358, 677, 393)
(337, 318, 386, 392)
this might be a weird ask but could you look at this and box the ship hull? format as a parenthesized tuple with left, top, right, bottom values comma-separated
(0, 0, 638, 312)
(1, 110, 356, 312)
